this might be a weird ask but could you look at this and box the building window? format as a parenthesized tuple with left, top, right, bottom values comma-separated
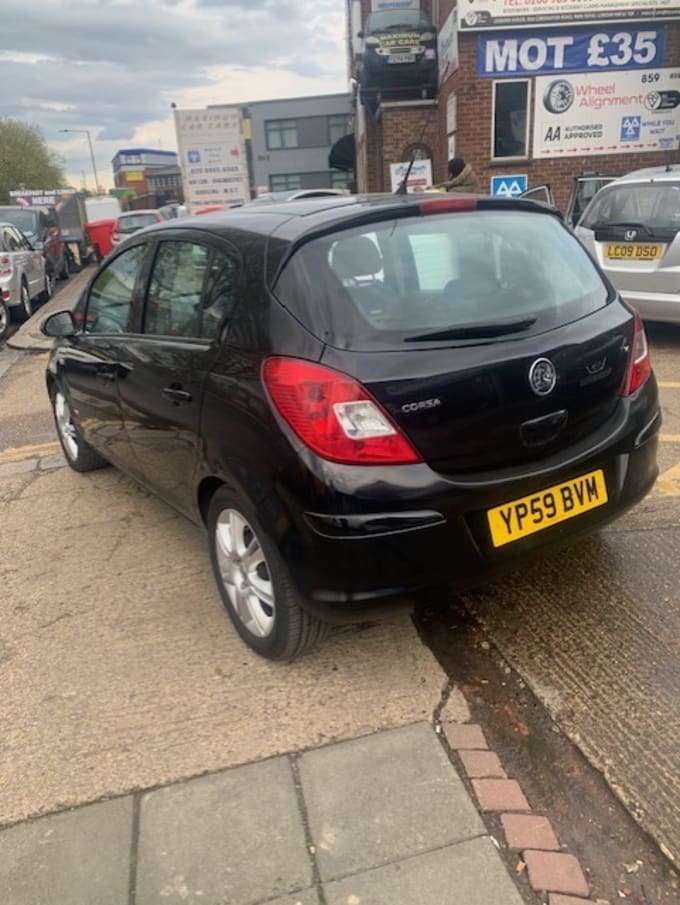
(328, 114, 352, 145)
(266, 119, 298, 150)
(492, 80, 530, 159)
(269, 173, 303, 192)
(330, 171, 351, 189)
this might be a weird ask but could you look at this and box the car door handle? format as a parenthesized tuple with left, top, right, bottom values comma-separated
(96, 369, 117, 382)
(162, 385, 193, 403)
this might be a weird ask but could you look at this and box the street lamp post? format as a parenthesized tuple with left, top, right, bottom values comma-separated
(59, 129, 99, 193)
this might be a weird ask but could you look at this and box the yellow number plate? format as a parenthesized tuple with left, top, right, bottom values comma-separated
(605, 243, 662, 260)
(487, 469, 608, 548)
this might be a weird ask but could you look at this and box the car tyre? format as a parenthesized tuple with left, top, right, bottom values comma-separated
(207, 487, 329, 660)
(50, 385, 108, 472)
(0, 298, 9, 339)
(12, 279, 33, 323)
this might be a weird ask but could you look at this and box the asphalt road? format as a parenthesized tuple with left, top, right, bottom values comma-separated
(0, 298, 678, 894)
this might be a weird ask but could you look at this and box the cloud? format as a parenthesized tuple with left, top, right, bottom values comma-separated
(0, 0, 347, 187)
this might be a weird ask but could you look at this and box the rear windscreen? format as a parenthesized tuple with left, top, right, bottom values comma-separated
(273, 210, 609, 350)
(582, 182, 680, 232)
(1, 210, 37, 237)
(119, 213, 158, 232)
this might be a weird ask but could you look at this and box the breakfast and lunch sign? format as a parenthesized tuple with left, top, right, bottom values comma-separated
(458, 0, 680, 30)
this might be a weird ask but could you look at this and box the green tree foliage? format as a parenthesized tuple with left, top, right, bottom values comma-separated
(0, 119, 65, 202)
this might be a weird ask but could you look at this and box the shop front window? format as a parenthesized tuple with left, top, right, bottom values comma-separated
(492, 80, 529, 159)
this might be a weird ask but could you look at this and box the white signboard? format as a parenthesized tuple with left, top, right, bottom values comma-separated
(533, 68, 680, 159)
(173, 107, 250, 213)
(438, 7, 458, 86)
(389, 159, 433, 193)
(458, 0, 680, 30)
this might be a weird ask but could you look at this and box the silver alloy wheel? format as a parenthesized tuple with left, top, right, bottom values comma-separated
(0, 301, 8, 337)
(21, 282, 31, 317)
(215, 509, 275, 637)
(54, 391, 79, 461)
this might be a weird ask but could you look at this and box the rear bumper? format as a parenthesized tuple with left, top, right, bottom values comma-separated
(274, 391, 660, 623)
(620, 290, 680, 325)
(0, 274, 20, 308)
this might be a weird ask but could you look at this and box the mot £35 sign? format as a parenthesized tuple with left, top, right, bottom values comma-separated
(478, 26, 666, 77)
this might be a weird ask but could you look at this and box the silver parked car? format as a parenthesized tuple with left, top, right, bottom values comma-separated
(0, 221, 51, 339)
(575, 166, 680, 323)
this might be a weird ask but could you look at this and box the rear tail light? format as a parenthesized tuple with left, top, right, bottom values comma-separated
(0, 256, 12, 277)
(262, 357, 421, 466)
(620, 308, 652, 397)
(112, 221, 120, 243)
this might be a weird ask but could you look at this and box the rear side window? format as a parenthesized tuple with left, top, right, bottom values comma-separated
(144, 241, 238, 340)
(274, 210, 609, 350)
(145, 241, 207, 338)
(582, 182, 680, 232)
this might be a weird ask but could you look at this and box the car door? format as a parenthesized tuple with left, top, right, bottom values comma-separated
(57, 243, 149, 467)
(116, 234, 240, 517)
(11, 225, 43, 296)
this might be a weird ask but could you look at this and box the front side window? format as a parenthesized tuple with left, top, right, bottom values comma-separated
(269, 173, 303, 192)
(275, 211, 608, 351)
(145, 241, 208, 338)
(493, 80, 529, 159)
(266, 119, 298, 150)
(85, 244, 146, 334)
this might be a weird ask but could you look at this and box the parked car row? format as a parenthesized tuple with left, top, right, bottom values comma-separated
(0, 215, 56, 339)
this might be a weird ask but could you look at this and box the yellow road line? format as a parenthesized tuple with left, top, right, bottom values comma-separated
(656, 462, 680, 497)
(660, 434, 680, 443)
(658, 381, 680, 389)
(0, 441, 59, 464)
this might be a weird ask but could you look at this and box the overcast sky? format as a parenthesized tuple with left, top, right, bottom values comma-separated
(0, 0, 348, 189)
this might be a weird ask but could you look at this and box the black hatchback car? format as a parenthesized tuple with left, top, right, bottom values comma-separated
(43, 194, 660, 659)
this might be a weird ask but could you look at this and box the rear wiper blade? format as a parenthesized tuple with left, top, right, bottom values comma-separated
(404, 317, 537, 342)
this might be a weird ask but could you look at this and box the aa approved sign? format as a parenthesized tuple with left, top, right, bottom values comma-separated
(533, 67, 680, 158)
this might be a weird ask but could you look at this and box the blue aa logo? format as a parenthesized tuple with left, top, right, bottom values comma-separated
(490, 175, 528, 197)
(620, 116, 641, 141)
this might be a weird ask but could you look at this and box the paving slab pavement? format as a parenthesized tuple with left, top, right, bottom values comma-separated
(1, 461, 450, 828)
(0, 723, 526, 905)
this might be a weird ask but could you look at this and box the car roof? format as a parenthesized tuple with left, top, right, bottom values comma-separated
(612, 165, 680, 185)
(119, 209, 159, 216)
(0, 205, 40, 213)
(135, 193, 560, 249)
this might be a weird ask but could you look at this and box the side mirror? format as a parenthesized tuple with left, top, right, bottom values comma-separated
(42, 310, 77, 338)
